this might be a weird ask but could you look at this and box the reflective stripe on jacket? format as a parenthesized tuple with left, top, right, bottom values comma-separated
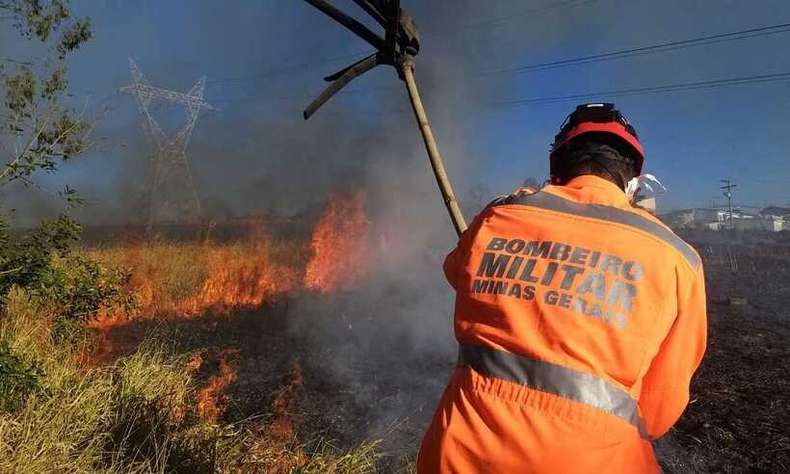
(418, 175, 707, 474)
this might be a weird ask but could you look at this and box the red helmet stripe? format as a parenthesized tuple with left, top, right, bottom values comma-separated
(554, 121, 645, 160)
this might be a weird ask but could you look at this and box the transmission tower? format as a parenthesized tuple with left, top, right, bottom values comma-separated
(121, 58, 216, 228)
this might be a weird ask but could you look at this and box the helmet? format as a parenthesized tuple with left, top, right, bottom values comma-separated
(550, 103, 644, 175)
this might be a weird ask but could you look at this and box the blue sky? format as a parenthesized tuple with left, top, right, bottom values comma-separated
(4, 0, 790, 222)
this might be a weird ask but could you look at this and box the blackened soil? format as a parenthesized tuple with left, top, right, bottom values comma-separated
(94, 291, 452, 472)
(96, 231, 790, 473)
(656, 234, 790, 473)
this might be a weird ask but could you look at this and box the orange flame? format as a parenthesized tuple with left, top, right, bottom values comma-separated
(83, 199, 368, 366)
(185, 243, 298, 314)
(196, 348, 239, 421)
(89, 229, 299, 326)
(186, 351, 204, 373)
(270, 362, 304, 442)
(304, 192, 370, 294)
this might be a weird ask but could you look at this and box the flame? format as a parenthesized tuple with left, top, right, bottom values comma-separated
(83, 197, 369, 367)
(186, 351, 204, 373)
(82, 227, 301, 365)
(196, 348, 239, 421)
(88, 230, 299, 325)
(304, 192, 370, 294)
(270, 362, 304, 442)
(185, 243, 298, 314)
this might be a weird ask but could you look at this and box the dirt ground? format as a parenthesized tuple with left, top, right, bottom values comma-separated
(655, 232, 790, 473)
(96, 229, 790, 473)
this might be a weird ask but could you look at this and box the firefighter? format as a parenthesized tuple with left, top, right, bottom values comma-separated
(418, 103, 707, 473)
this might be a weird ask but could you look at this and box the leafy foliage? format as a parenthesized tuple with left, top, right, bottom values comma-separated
(1, 0, 92, 195)
(0, 215, 80, 296)
(0, 341, 42, 413)
(41, 253, 137, 340)
(1, 0, 92, 54)
(0, 216, 136, 342)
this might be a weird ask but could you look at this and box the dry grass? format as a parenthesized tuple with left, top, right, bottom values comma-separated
(0, 236, 382, 473)
(87, 238, 305, 320)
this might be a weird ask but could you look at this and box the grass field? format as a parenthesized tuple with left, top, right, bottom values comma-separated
(3, 219, 788, 473)
(0, 242, 383, 472)
(0, 196, 389, 472)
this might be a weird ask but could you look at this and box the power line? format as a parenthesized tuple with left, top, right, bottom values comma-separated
(0, 57, 33, 66)
(197, 69, 790, 120)
(208, 19, 790, 96)
(496, 71, 790, 106)
(209, 77, 401, 109)
(206, 0, 599, 87)
(461, 0, 599, 29)
(491, 21, 790, 74)
(205, 49, 371, 86)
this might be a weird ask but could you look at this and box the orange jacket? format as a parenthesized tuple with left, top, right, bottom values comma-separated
(418, 175, 707, 474)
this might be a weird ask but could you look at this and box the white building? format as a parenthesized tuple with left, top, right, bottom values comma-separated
(662, 206, 786, 232)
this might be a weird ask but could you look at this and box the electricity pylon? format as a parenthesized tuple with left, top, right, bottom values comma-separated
(121, 58, 216, 228)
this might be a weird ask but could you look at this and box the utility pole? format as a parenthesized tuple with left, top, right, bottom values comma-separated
(720, 179, 737, 230)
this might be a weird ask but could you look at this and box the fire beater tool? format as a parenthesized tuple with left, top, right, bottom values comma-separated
(299, 0, 467, 236)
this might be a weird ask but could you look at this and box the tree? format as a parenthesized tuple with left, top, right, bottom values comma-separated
(1, 0, 91, 202)
(0, 1, 96, 316)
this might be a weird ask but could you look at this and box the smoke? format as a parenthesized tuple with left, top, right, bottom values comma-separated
(3, 0, 595, 459)
(4, 0, 597, 224)
(246, 1, 505, 455)
(175, 0, 574, 455)
(8, 3, 790, 470)
(253, 2, 643, 455)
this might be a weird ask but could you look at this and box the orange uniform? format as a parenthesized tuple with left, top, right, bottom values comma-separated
(418, 175, 707, 473)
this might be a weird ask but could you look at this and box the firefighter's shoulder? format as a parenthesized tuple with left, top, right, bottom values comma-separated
(489, 186, 540, 207)
(628, 201, 703, 273)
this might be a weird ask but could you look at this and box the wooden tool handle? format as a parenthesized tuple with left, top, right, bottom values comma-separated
(402, 62, 468, 236)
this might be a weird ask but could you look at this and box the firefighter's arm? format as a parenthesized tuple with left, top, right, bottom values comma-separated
(639, 263, 707, 439)
(442, 244, 463, 290)
(443, 209, 488, 289)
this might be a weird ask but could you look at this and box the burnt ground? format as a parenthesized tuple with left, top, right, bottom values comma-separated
(96, 289, 455, 472)
(656, 300, 790, 473)
(97, 230, 790, 473)
(656, 232, 790, 473)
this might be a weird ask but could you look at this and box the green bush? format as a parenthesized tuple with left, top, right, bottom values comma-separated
(38, 253, 137, 340)
(0, 340, 42, 413)
(0, 215, 81, 296)
(0, 216, 136, 341)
